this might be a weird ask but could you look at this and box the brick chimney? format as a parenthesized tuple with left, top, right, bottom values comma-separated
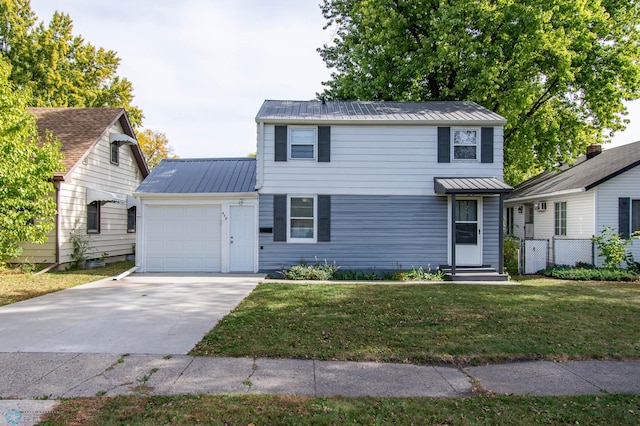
(586, 144, 602, 160)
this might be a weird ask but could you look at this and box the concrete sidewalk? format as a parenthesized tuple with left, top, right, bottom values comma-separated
(1, 353, 639, 400)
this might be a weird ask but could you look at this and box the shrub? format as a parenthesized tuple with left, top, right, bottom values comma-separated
(503, 236, 520, 276)
(539, 265, 639, 282)
(592, 226, 630, 269)
(278, 260, 340, 280)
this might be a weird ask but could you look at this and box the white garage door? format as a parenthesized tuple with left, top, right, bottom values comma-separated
(144, 205, 221, 272)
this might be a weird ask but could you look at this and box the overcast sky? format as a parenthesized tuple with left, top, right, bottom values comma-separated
(29, 1, 639, 158)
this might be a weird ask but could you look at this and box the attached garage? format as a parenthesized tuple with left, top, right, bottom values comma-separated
(135, 158, 258, 273)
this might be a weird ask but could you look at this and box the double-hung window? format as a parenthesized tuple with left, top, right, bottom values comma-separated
(289, 128, 316, 160)
(632, 200, 640, 233)
(110, 142, 119, 165)
(127, 206, 136, 233)
(506, 207, 514, 235)
(87, 201, 101, 233)
(288, 196, 315, 242)
(452, 128, 479, 161)
(555, 202, 567, 236)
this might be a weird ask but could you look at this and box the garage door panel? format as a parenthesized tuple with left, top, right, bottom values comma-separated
(144, 205, 222, 272)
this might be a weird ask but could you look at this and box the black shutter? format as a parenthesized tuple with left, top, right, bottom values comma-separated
(318, 126, 331, 162)
(481, 127, 494, 163)
(273, 194, 287, 241)
(619, 197, 630, 239)
(318, 195, 331, 242)
(438, 127, 450, 163)
(275, 126, 287, 162)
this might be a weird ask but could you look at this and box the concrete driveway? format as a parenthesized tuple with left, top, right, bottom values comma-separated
(0, 273, 262, 354)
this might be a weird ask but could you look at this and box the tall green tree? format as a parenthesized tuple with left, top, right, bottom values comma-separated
(0, 58, 63, 263)
(135, 129, 177, 170)
(318, 0, 640, 184)
(0, 0, 143, 126)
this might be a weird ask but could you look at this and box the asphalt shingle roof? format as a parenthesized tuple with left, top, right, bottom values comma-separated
(256, 100, 506, 124)
(136, 158, 256, 194)
(28, 107, 148, 178)
(508, 141, 640, 200)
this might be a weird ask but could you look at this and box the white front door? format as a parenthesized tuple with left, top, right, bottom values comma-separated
(454, 198, 483, 266)
(229, 205, 255, 272)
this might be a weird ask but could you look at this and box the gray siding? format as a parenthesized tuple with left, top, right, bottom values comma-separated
(259, 194, 449, 272)
(482, 196, 500, 267)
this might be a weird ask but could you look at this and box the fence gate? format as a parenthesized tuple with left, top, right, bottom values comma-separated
(523, 239, 548, 274)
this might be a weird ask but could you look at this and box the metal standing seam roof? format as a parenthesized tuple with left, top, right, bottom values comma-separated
(135, 158, 256, 194)
(508, 140, 640, 200)
(255, 100, 506, 124)
(434, 177, 513, 194)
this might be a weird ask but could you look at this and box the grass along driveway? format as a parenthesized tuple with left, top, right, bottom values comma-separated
(0, 261, 134, 306)
(191, 279, 640, 365)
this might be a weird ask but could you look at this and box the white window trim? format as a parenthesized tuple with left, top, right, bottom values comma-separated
(110, 142, 120, 165)
(451, 127, 480, 162)
(287, 194, 317, 243)
(554, 201, 567, 236)
(288, 126, 317, 161)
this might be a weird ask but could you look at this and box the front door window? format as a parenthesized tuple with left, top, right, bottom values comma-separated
(456, 200, 478, 244)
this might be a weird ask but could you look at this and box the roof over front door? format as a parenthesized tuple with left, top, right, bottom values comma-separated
(434, 177, 513, 195)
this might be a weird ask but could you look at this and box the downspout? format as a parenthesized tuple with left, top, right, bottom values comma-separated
(498, 193, 505, 274)
(451, 193, 456, 275)
(255, 121, 264, 190)
(54, 178, 62, 266)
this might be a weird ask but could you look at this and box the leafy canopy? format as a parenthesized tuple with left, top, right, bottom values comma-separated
(135, 129, 177, 170)
(0, 0, 143, 126)
(318, 0, 640, 184)
(0, 57, 63, 263)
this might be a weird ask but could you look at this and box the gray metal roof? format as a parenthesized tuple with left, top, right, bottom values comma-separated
(256, 100, 506, 125)
(434, 177, 513, 194)
(508, 141, 640, 200)
(136, 158, 256, 194)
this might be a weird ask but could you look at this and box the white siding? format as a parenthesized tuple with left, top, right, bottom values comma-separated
(594, 165, 640, 266)
(259, 124, 504, 196)
(505, 191, 595, 241)
(58, 121, 144, 265)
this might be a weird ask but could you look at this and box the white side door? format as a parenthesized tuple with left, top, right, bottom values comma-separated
(229, 205, 256, 272)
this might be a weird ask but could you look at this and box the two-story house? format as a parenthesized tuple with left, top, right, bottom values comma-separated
(134, 100, 512, 278)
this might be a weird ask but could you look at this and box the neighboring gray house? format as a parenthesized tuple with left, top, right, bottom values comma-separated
(134, 158, 257, 273)
(505, 141, 640, 268)
(255, 100, 512, 278)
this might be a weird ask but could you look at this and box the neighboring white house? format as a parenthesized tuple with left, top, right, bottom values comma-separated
(134, 158, 258, 273)
(505, 141, 640, 268)
(14, 108, 149, 268)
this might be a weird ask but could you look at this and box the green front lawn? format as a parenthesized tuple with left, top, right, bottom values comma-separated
(42, 394, 640, 425)
(0, 261, 134, 306)
(191, 279, 640, 365)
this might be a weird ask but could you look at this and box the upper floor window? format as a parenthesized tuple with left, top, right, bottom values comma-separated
(289, 128, 316, 160)
(87, 201, 101, 233)
(110, 142, 119, 165)
(452, 128, 479, 161)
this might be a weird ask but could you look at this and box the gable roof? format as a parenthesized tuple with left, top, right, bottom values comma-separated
(135, 158, 256, 194)
(256, 100, 506, 125)
(28, 107, 149, 179)
(508, 141, 640, 201)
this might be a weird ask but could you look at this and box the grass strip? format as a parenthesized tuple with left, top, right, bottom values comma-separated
(0, 261, 134, 306)
(42, 394, 640, 425)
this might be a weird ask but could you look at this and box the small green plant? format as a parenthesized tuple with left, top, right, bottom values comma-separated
(278, 259, 340, 280)
(402, 265, 444, 281)
(592, 226, 631, 268)
(503, 236, 520, 276)
(69, 227, 93, 269)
